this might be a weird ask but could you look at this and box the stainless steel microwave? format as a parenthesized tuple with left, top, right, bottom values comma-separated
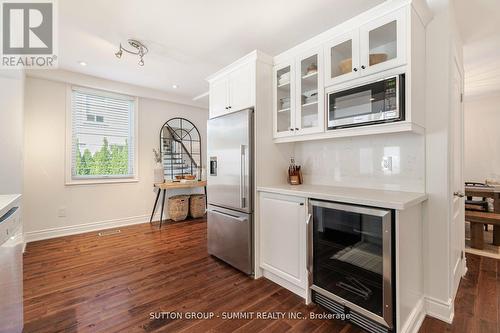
(327, 74, 405, 130)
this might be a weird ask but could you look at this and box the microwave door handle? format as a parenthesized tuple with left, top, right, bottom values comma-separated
(240, 145, 246, 209)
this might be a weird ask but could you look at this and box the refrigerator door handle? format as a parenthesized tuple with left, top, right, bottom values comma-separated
(240, 144, 246, 209)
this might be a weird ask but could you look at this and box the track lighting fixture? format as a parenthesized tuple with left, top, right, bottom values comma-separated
(115, 39, 148, 66)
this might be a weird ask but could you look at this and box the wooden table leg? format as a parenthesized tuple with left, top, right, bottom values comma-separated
(493, 194, 500, 245)
(159, 189, 166, 228)
(471, 222, 485, 250)
(493, 226, 500, 246)
(149, 188, 161, 224)
(204, 186, 207, 209)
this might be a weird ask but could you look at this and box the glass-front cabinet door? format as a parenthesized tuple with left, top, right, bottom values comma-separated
(310, 200, 393, 329)
(274, 62, 295, 138)
(296, 49, 323, 135)
(324, 31, 360, 87)
(360, 8, 406, 76)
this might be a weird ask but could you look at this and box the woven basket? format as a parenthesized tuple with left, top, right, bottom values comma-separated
(168, 195, 189, 221)
(189, 194, 206, 218)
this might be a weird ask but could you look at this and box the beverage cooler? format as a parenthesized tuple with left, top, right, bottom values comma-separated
(309, 200, 394, 333)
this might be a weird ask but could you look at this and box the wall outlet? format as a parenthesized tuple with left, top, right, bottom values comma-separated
(382, 156, 393, 172)
(58, 207, 66, 218)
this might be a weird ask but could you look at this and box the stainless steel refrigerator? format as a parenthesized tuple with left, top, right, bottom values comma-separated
(207, 108, 253, 275)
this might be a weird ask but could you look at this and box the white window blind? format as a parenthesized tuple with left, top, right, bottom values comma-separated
(71, 87, 135, 179)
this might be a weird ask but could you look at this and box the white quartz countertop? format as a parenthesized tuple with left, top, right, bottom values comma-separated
(0, 194, 21, 217)
(257, 184, 427, 210)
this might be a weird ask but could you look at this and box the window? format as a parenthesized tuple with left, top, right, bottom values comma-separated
(67, 86, 138, 184)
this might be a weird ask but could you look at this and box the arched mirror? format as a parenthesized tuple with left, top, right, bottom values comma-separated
(160, 118, 202, 181)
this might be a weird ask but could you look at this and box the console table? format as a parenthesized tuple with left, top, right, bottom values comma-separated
(150, 181, 207, 228)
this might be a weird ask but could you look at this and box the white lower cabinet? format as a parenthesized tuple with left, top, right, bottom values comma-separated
(259, 192, 308, 297)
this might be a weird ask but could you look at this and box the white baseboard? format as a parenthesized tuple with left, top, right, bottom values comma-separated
(424, 295, 454, 324)
(422, 257, 464, 326)
(261, 269, 306, 299)
(24, 212, 164, 243)
(400, 297, 426, 333)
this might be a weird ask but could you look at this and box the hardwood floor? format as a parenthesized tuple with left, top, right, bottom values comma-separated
(23, 218, 497, 333)
(419, 254, 500, 333)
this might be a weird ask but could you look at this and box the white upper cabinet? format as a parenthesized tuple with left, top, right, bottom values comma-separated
(359, 8, 407, 76)
(273, 49, 323, 139)
(273, 62, 295, 138)
(324, 30, 361, 86)
(296, 48, 324, 136)
(209, 77, 229, 119)
(209, 62, 255, 119)
(228, 62, 254, 112)
(324, 7, 407, 87)
(270, 3, 425, 143)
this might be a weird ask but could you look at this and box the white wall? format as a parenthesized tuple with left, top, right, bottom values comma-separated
(293, 132, 425, 193)
(464, 93, 500, 183)
(23, 74, 207, 240)
(0, 71, 24, 195)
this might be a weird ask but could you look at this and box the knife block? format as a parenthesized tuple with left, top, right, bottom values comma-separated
(287, 168, 303, 185)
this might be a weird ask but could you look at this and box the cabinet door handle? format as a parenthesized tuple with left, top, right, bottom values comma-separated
(295, 128, 299, 131)
(228, 106, 232, 109)
(361, 65, 366, 69)
(353, 67, 358, 72)
(225, 106, 228, 110)
(290, 128, 294, 131)
(305, 213, 312, 225)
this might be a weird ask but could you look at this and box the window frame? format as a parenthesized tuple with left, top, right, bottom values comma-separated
(65, 85, 139, 185)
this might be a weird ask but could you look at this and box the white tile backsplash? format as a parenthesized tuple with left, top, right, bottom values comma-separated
(292, 133, 425, 193)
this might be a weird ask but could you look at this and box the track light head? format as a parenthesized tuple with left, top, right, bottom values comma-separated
(115, 48, 123, 59)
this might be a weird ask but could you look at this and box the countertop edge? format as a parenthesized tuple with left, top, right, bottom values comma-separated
(0, 194, 22, 217)
(256, 186, 427, 210)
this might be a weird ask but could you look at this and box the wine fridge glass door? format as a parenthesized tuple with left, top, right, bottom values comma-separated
(310, 200, 393, 328)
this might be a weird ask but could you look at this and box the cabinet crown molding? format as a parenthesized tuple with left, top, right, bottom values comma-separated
(273, 0, 430, 65)
(206, 50, 272, 83)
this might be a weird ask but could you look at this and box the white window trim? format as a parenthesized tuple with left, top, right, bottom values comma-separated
(65, 85, 139, 185)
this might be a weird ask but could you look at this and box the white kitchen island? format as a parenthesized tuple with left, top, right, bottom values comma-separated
(256, 185, 427, 333)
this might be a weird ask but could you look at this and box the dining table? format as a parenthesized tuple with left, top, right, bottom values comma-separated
(465, 185, 500, 246)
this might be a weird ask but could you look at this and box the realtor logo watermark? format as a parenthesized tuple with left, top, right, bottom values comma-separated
(1, 0, 57, 68)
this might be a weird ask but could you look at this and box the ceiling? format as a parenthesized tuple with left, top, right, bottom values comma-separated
(455, 0, 500, 98)
(58, 0, 384, 107)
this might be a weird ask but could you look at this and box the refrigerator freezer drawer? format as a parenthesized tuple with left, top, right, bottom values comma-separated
(207, 205, 253, 275)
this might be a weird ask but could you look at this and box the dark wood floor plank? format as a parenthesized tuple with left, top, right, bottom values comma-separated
(418, 254, 500, 333)
(23, 219, 500, 333)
